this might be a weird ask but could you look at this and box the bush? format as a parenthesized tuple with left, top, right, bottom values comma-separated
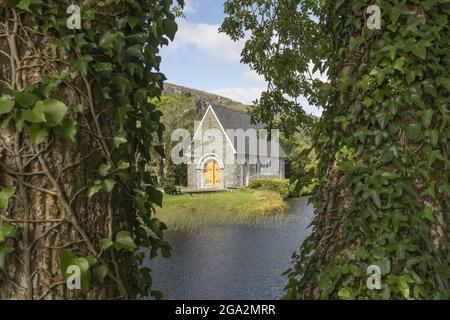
(160, 174, 177, 194)
(247, 179, 290, 199)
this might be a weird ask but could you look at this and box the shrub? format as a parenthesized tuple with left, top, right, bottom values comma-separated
(160, 174, 177, 194)
(247, 178, 290, 199)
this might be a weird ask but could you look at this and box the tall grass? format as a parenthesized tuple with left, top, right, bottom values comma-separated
(156, 190, 288, 231)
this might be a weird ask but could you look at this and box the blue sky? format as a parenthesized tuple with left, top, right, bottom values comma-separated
(160, 0, 323, 116)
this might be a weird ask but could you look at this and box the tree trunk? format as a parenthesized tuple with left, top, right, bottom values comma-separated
(296, 2, 449, 299)
(0, 7, 132, 299)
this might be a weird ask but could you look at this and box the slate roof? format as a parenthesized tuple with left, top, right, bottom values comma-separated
(210, 105, 287, 158)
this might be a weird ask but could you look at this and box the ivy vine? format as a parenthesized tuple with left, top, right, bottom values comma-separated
(0, 0, 183, 299)
(222, 0, 449, 299)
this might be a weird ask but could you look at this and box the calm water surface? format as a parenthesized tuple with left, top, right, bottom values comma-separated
(145, 197, 314, 300)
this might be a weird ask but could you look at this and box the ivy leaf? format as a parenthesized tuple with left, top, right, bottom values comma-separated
(411, 44, 426, 60)
(15, 91, 38, 108)
(422, 110, 433, 128)
(126, 16, 140, 29)
(406, 124, 424, 142)
(71, 257, 90, 274)
(422, 207, 433, 222)
(88, 180, 103, 198)
(370, 190, 382, 208)
(59, 249, 75, 279)
(98, 164, 110, 177)
(149, 186, 163, 208)
(114, 231, 137, 251)
(113, 131, 128, 147)
(99, 31, 122, 50)
(162, 19, 178, 41)
(118, 160, 130, 170)
(371, 247, 385, 259)
(92, 265, 108, 283)
(0, 223, 19, 241)
(393, 57, 406, 71)
(16, 0, 31, 11)
(102, 179, 116, 193)
(39, 99, 68, 127)
(29, 124, 48, 146)
(0, 242, 15, 271)
(100, 238, 113, 251)
(55, 119, 77, 142)
(86, 255, 98, 268)
(72, 55, 93, 75)
(0, 98, 15, 115)
(21, 108, 46, 123)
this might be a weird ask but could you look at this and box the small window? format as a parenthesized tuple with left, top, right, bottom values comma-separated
(260, 156, 272, 176)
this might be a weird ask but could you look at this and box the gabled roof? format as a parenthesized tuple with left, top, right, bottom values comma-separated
(211, 106, 287, 158)
(212, 105, 264, 132)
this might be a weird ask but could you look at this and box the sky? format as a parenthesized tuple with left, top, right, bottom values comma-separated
(160, 0, 323, 116)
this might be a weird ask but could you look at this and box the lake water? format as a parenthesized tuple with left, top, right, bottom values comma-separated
(145, 197, 314, 300)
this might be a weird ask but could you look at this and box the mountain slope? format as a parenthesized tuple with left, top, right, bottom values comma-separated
(162, 82, 249, 116)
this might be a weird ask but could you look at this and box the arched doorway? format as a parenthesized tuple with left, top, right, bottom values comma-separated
(204, 160, 221, 187)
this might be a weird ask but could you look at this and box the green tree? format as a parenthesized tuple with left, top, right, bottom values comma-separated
(150, 94, 197, 186)
(0, 0, 183, 299)
(221, 0, 449, 299)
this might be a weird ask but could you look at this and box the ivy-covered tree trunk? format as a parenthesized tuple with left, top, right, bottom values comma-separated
(292, 1, 449, 300)
(0, 1, 179, 299)
(221, 0, 449, 299)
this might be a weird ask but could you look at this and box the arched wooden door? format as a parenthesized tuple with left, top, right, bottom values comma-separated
(204, 160, 221, 187)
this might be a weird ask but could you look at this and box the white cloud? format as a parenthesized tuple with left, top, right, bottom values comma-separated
(210, 87, 266, 105)
(243, 69, 266, 84)
(184, 0, 199, 13)
(170, 20, 245, 63)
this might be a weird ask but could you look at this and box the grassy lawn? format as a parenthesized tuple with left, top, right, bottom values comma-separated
(156, 190, 288, 230)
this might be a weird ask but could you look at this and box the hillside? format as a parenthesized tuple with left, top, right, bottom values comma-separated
(162, 82, 249, 116)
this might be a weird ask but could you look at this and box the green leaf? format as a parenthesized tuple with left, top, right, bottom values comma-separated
(126, 16, 140, 29)
(371, 247, 385, 259)
(406, 124, 424, 142)
(114, 231, 137, 251)
(411, 44, 426, 60)
(16, 0, 31, 11)
(113, 131, 128, 147)
(149, 186, 163, 208)
(118, 160, 130, 170)
(100, 238, 113, 251)
(0, 98, 15, 115)
(39, 99, 68, 127)
(98, 164, 110, 177)
(71, 257, 90, 273)
(71, 55, 93, 75)
(88, 180, 103, 198)
(0, 188, 15, 209)
(422, 207, 433, 222)
(393, 57, 406, 71)
(162, 19, 178, 41)
(86, 255, 98, 267)
(99, 31, 122, 50)
(102, 179, 116, 193)
(15, 91, 38, 108)
(0, 242, 15, 271)
(92, 265, 108, 283)
(55, 119, 77, 142)
(59, 249, 75, 279)
(0, 223, 19, 241)
(422, 110, 433, 128)
(21, 108, 46, 124)
(362, 97, 374, 107)
(370, 190, 381, 208)
(29, 124, 48, 146)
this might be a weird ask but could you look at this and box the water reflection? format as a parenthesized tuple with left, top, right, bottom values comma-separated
(144, 197, 314, 300)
